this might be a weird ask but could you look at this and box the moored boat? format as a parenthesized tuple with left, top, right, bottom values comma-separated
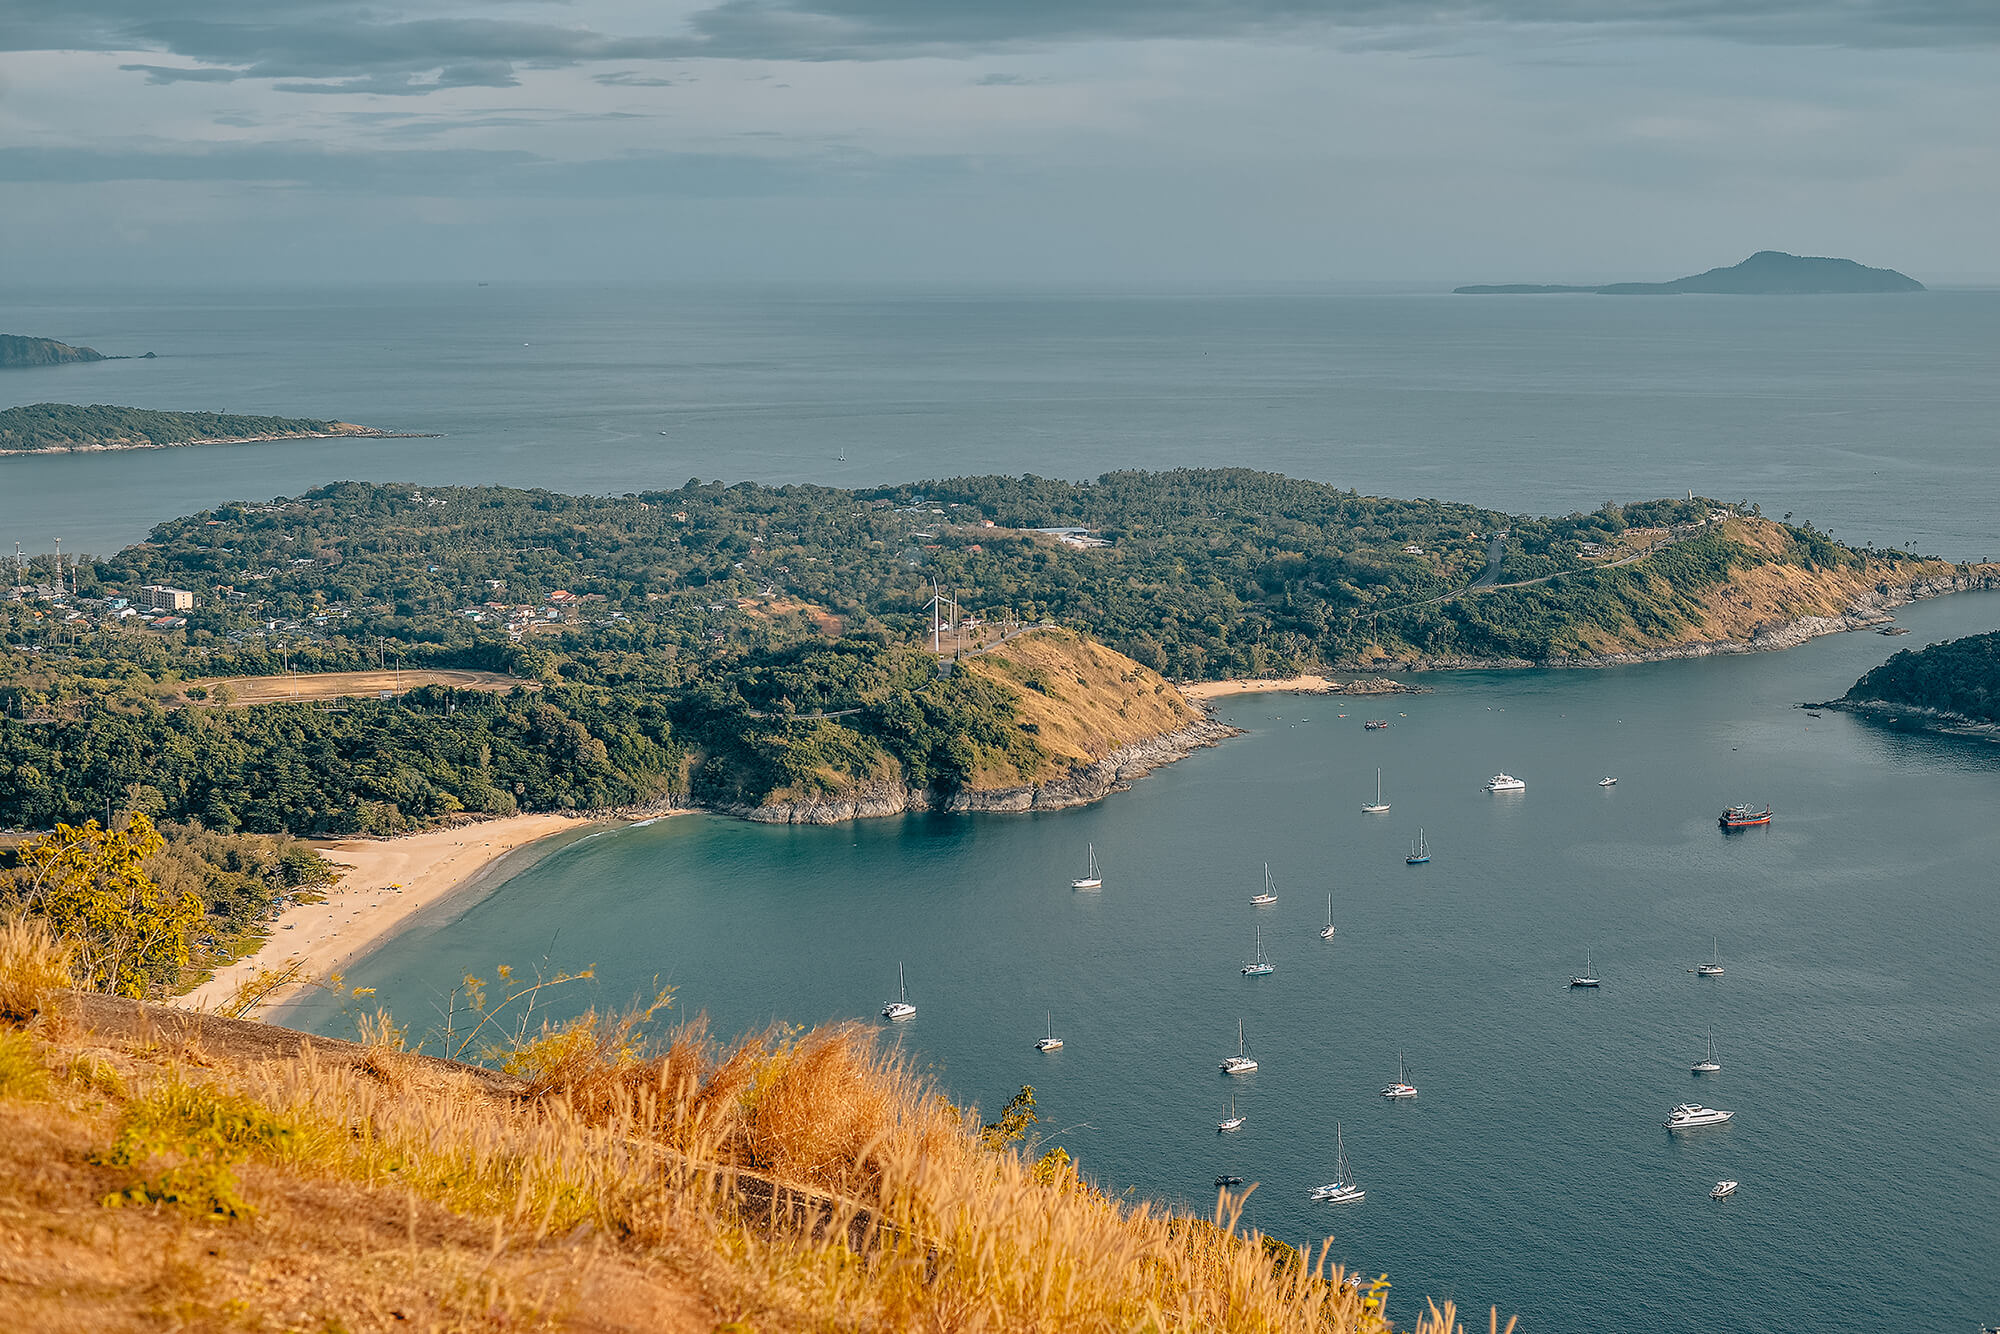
(1406, 829, 1430, 865)
(1665, 1103, 1733, 1130)
(1251, 863, 1278, 905)
(1310, 1124, 1365, 1204)
(1720, 804, 1772, 829)
(1364, 719, 1389, 730)
(1710, 1180, 1739, 1199)
(1691, 1035, 1721, 1073)
(1485, 773, 1526, 793)
(1242, 926, 1274, 976)
(1697, 936, 1725, 976)
(1220, 1019, 1258, 1075)
(1071, 843, 1103, 890)
(1380, 1051, 1417, 1099)
(1361, 767, 1390, 813)
(1320, 893, 1337, 940)
(1036, 1011, 1063, 1051)
(882, 964, 916, 1021)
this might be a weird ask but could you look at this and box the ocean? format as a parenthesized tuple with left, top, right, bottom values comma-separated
(7, 284, 1999, 1330)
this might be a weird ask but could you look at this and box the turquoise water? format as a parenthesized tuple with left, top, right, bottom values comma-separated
(302, 590, 2000, 1333)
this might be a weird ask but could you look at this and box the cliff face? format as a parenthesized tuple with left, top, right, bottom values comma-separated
(0, 334, 107, 368)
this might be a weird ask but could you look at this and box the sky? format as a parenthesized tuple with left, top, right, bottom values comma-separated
(3, 0, 1998, 285)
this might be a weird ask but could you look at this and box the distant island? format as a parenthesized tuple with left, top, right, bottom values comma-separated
(0, 403, 387, 455)
(1823, 632, 2000, 736)
(1456, 250, 1925, 295)
(0, 334, 154, 368)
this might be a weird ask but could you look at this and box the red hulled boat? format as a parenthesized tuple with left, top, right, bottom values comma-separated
(1719, 804, 1772, 829)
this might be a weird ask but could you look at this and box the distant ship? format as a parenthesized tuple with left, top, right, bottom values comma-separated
(1720, 804, 1772, 829)
(1364, 719, 1389, 730)
(1485, 773, 1526, 793)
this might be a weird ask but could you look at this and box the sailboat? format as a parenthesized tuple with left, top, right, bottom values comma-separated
(1362, 768, 1390, 814)
(1691, 1035, 1721, 1074)
(1071, 843, 1103, 890)
(1220, 1019, 1258, 1074)
(1242, 925, 1274, 975)
(1251, 863, 1277, 905)
(1310, 1123, 1365, 1203)
(1036, 1011, 1063, 1052)
(1217, 1095, 1245, 1133)
(882, 964, 916, 1020)
(1569, 949, 1600, 988)
(1697, 937, 1725, 976)
(1320, 893, 1337, 940)
(1380, 1051, 1418, 1099)
(1406, 829, 1430, 865)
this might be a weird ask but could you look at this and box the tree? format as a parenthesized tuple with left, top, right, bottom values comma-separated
(19, 814, 201, 998)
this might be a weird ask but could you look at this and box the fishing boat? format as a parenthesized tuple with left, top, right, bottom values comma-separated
(1569, 949, 1600, 988)
(1697, 937, 1725, 976)
(1710, 1180, 1738, 1199)
(1220, 1019, 1258, 1075)
(1380, 1051, 1418, 1099)
(1406, 829, 1430, 865)
(1242, 926, 1275, 975)
(1665, 1103, 1733, 1130)
(1691, 1036, 1721, 1074)
(1485, 773, 1526, 793)
(1251, 864, 1278, 905)
(1364, 719, 1389, 730)
(882, 964, 916, 1021)
(1071, 843, 1103, 890)
(1362, 768, 1390, 813)
(1310, 1124, 1365, 1204)
(1599, 776, 1618, 787)
(1218, 1096, 1245, 1133)
(1720, 804, 1773, 829)
(1320, 893, 1337, 940)
(1036, 1011, 1063, 1052)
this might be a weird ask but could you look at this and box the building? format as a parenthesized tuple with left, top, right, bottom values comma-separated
(140, 585, 195, 611)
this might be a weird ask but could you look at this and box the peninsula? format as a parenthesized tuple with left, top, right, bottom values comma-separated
(1456, 250, 1925, 295)
(0, 403, 385, 454)
(0, 334, 122, 368)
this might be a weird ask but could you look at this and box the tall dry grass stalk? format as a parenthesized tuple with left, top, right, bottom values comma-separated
(0, 916, 73, 1020)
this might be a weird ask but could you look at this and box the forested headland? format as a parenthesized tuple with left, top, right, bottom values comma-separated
(0, 403, 376, 453)
(1833, 632, 2000, 730)
(1, 471, 1970, 837)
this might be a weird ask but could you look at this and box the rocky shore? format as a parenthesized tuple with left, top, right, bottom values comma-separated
(1812, 699, 2000, 742)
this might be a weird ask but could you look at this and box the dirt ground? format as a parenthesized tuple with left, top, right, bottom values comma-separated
(191, 670, 536, 707)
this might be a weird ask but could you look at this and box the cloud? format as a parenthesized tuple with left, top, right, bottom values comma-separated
(974, 73, 1043, 86)
(119, 63, 245, 84)
(594, 70, 682, 86)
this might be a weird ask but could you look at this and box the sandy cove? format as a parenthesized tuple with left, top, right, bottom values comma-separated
(176, 812, 584, 1012)
(1180, 675, 1426, 701)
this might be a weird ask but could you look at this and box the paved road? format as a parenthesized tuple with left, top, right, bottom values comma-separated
(1469, 533, 1508, 588)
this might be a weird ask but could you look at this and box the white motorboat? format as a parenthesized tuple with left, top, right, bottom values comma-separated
(882, 964, 916, 1021)
(1362, 768, 1390, 814)
(1485, 773, 1526, 793)
(1380, 1051, 1418, 1099)
(1310, 1123, 1365, 1204)
(1665, 1103, 1733, 1130)
(1320, 893, 1337, 940)
(1710, 1180, 1738, 1199)
(1036, 1011, 1063, 1052)
(1569, 948, 1600, 988)
(1599, 776, 1618, 787)
(1071, 843, 1103, 890)
(1217, 1096, 1245, 1133)
(1242, 925, 1275, 976)
(1220, 1019, 1258, 1074)
(1251, 863, 1278, 905)
(1697, 936, 1725, 976)
(1691, 1035, 1721, 1074)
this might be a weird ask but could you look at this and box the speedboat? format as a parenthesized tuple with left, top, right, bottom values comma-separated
(1485, 773, 1526, 793)
(1310, 1123, 1365, 1204)
(1599, 776, 1618, 787)
(882, 964, 916, 1021)
(1035, 1011, 1063, 1052)
(1691, 1036, 1721, 1074)
(1218, 1097, 1245, 1133)
(1214, 1174, 1244, 1187)
(1710, 1180, 1738, 1199)
(1569, 948, 1600, 988)
(1720, 804, 1772, 829)
(1380, 1051, 1417, 1099)
(1664, 1103, 1733, 1130)
(1251, 863, 1278, 905)
(1220, 1019, 1258, 1074)
(1241, 925, 1274, 975)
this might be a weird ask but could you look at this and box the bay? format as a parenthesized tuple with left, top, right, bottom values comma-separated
(301, 588, 2000, 1334)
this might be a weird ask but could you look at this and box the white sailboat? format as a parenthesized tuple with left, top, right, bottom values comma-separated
(1569, 949, 1600, 988)
(1362, 768, 1390, 814)
(1320, 893, 1337, 940)
(881, 964, 916, 1020)
(1242, 925, 1274, 975)
(1036, 1011, 1063, 1052)
(1220, 1019, 1258, 1074)
(1217, 1095, 1245, 1133)
(1697, 936, 1725, 976)
(1380, 1051, 1418, 1099)
(1071, 843, 1103, 890)
(1310, 1123, 1365, 1203)
(1251, 863, 1277, 905)
(1691, 1035, 1721, 1074)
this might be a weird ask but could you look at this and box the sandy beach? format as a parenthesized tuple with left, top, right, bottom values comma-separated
(1179, 675, 1340, 700)
(176, 812, 583, 1012)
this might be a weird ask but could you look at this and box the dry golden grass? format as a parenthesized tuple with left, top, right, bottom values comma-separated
(961, 628, 1198, 783)
(187, 668, 537, 707)
(0, 921, 1510, 1333)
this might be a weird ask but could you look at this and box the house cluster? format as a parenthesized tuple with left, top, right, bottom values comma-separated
(5, 578, 197, 632)
(456, 589, 614, 637)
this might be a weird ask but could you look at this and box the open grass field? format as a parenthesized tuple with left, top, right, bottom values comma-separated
(190, 669, 537, 706)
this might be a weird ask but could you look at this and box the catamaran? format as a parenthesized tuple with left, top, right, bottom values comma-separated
(1691, 1035, 1721, 1074)
(1218, 1096, 1245, 1133)
(1697, 937, 1725, 976)
(1380, 1051, 1418, 1099)
(1242, 926, 1275, 975)
(1071, 843, 1103, 890)
(1320, 893, 1337, 940)
(882, 964, 916, 1020)
(1036, 1011, 1063, 1052)
(1362, 768, 1390, 814)
(1220, 1019, 1258, 1074)
(1569, 949, 1600, 988)
(1406, 829, 1430, 865)
(1251, 864, 1278, 905)
(1310, 1123, 1365, 1204)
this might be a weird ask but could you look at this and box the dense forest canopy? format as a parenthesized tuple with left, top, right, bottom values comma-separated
(0, 403, 350, 451)
(1842, 632, 2000, 724)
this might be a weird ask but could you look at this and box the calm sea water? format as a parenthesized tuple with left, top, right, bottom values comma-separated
(8, 286, 1999, 1328)
(297, 590, 2000, 1334)
(5, 284, 2000, 558)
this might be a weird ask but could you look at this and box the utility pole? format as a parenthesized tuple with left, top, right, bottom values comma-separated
(52, 538, 61, 597)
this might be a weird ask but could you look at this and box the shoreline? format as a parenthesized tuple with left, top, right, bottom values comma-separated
(1179, 675, 1427, 701)
(0, 427, 439, 457)
(174, 812, 592, 1012)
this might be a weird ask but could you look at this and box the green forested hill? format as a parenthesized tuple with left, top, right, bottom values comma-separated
(0, 335, 108, 368)
(0, 403, 357, 452)
(1841, 633, 2000, 724)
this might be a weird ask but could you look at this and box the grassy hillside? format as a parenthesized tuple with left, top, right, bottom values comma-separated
(0, 403, 366, 452)
(0, 923, 1490, 1333)
(0, 335, 108, 368)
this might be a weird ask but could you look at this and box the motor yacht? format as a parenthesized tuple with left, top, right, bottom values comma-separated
(1664, 1103, 1733, 1130)
(1485, 773, 1526, 793)
(1710, 1180, 1739, 1199)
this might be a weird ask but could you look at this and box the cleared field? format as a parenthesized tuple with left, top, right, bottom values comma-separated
(191, 668, 538, 706)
